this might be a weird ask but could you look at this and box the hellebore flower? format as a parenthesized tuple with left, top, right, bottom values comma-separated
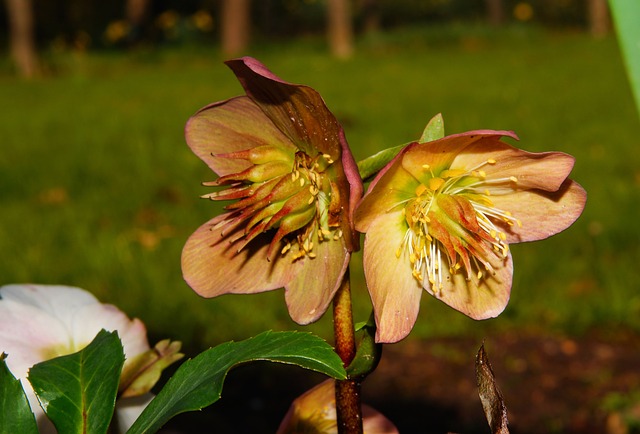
(355, 129, 586, 343)
(182, 57, 362, 324)
(0, 284, 182, 433)
(276, 380, 398, 434)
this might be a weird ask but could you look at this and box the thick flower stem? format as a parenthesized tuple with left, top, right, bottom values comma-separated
(333, 268, 363, 434)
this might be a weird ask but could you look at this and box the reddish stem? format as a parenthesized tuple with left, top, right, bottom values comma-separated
(333, 268, 363, 434)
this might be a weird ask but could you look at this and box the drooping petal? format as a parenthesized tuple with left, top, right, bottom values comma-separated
(361, 210, 424, 343)
(338, 126, 364, 251)
(185, 96, 296, 177)
(225, 57, 363, 252)
(427, 251, 513, 320)
(284, 238, 350, 324)
(489, 179, 587, 243)
(225, 57, 344, 158)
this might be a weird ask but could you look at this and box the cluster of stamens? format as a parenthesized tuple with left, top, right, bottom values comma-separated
(204, 145, 342, 262)
(396, 158, 523, 292)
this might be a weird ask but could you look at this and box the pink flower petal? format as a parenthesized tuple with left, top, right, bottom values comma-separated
(489, 178, 587, 243)
(401, 131, 517, 180)
(0, 284, 153, 434)
(185, 96, 296, 177)
(361, 210, 424, 343)
(284, 239, 350, 325)
(182, 215, 351, 325)
(428, 251, 513, 320)
(452, 141, 577, 191)
(0, 298, 69, 378)
(0, 285, 150, 376)
(70, 303, 149, 361)
(181, 219, 291, 297)
(115, 393, 155, 433)
(277, 380, 398, 434)
(354, 155, 415, 234)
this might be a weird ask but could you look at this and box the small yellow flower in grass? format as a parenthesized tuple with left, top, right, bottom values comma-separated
(182, 57, 362, 325)
(355, 127, 587, 343)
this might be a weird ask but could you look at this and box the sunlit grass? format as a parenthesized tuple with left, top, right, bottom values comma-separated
(2, 24, 639, 351)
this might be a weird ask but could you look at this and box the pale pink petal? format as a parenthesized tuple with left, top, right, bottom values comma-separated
(115, 393, 154, 433)
(428, 252, 513, 320)
(489, 179, 587, 243)
(0, 298, 69, 378)
(185, 96, 296, 176)
(0, 285, 149, 373)
(362, 211, 424, 343)
(0, 284, 98, 323)
(70, 304, 149, 363)
(284, 239, 350, 324)
(0, 284, 153, 434)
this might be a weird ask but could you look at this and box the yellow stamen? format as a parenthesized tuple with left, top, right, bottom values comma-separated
(429, 177, 445, 191)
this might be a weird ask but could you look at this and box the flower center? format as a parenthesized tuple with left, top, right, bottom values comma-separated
(206, 146, 343, 261)
(40, 339, 85, 361)
(397, 158, 522, 292)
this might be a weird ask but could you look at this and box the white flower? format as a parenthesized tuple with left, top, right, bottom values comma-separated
(0, 284, 151, 433)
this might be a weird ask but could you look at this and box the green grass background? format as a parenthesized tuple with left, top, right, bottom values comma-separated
(2, 24, 639, 351)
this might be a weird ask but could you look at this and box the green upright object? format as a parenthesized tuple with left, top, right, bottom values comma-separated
(610, 0, 640, 117)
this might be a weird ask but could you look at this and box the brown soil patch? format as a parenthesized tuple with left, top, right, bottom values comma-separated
(161, 332, 640, 433)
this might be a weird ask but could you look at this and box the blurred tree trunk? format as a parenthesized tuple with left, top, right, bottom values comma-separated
(327, 0, 353, 59)
(5, 0, 40, 78)
(126, 0, 150, 44)
(361, 0, 380, 35)
(485, 0, 505, 26)
(588, 0, 610, 38)
(221, 0, 250, 56)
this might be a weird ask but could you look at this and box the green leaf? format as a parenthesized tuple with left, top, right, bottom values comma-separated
(610, 0, 640, 117)
(346, 313, 382, 380)
(127, 331, 346, 434)
(0, 354, 38, 434)
(357, 143, 407, 182)
(28, 330, 125, 434)
(419, 113, 445, 143)
(356, 114, 445, 182)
